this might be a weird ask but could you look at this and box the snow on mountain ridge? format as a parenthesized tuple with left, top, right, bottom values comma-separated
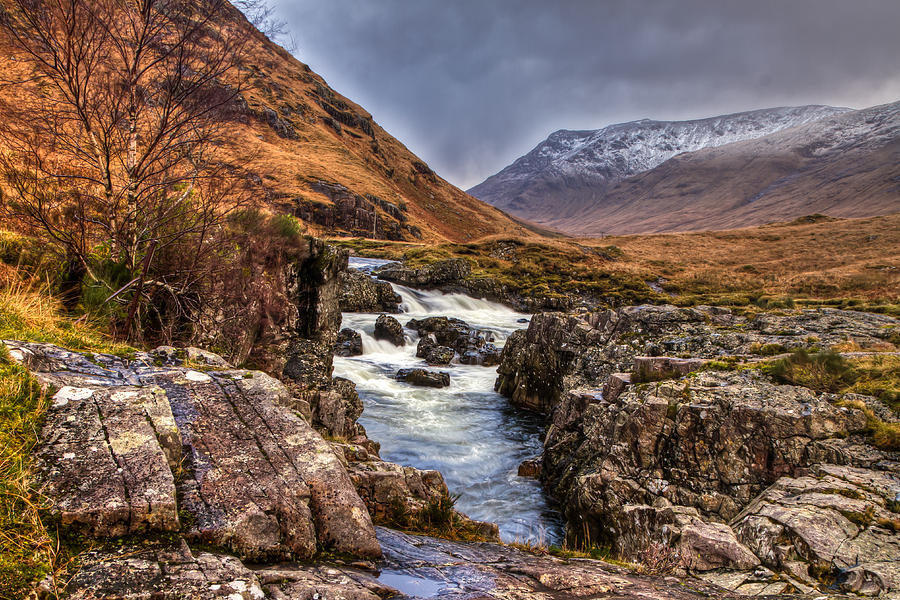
(475, 105, 850, 190)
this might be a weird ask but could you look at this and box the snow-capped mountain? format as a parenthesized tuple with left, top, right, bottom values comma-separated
(468, 105, 850, 224)
(553, 100, 900, 236)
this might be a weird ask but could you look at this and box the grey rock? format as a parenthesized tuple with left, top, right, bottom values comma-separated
(339, 268, 402, 313)
(7, 341, 381, 561)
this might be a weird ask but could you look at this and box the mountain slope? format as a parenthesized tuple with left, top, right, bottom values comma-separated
(556, 101, 900, 235)
(468, 106, 849, 225)
(0, 2, 534, 243)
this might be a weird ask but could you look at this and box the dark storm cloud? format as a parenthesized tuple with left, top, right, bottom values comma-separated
(272, 0, 900, 188)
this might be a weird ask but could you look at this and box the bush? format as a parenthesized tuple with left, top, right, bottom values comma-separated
(768, 349, 856, 393)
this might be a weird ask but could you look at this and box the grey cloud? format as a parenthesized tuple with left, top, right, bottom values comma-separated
(271, 0, 900, 188)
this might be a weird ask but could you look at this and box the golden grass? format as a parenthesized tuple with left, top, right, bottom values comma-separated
(331, 213, 900, 310)
(0, 283, 130, 599)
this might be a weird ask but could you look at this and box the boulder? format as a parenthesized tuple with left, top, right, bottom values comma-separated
(374, 314, 405, 346)
(459, 343, 502, 366)
(408, 316, 497, 364)
(335, 327, 363, 356)
(7, 341, 382, 561)
(425, 345, 455, 366)
(338, 268, 402, 313)
(396, 368, 450, 388)
(375, 258, 471, 288)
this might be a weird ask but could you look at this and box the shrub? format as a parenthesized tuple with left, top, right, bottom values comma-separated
(768, 349, 856, 393)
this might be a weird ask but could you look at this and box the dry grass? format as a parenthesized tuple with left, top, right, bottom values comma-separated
(332, 213, 900, 309)
(0, 282, 129, 599)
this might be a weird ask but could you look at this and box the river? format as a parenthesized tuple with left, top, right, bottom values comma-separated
(333, 257, 564, 545)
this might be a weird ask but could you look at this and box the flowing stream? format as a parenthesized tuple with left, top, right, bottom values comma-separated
(334, 257, 564, 545)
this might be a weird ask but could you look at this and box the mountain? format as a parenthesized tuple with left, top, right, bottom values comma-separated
(0, 2, 535, 244)
(469, 104, 893, 233)
(554, 101, 900, 235)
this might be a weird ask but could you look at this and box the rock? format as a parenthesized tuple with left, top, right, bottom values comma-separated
(459, 343, 502, 366)
(518, 458, 542, 478)
(425, 345, 455, 366)
(338, 268, 402, 313)
(308, 376, 364, 439)
(396, 368, 450, 388)
(602, 372, 631, 403)
(7, 341, 381, 561)
(376, 258, 471, 288)
(64, 537, 391, 600)
(407, 316, 498, 364)
(632, 356, 706, 382)
(495, 305, 900, 414)
(374, 314, 405, 346)
(58, 527, 761, 600)
(335, 327, 363, 356)
(732, 464, 900, 594)
(543, 369, 878, 560)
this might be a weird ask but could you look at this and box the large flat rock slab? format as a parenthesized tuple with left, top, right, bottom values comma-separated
(35, 383, 179, 537)
(6, 341, 380, 561)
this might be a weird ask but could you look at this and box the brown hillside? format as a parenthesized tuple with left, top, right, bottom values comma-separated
(0, 1, 533, 243)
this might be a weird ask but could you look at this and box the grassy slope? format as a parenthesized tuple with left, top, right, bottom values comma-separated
(0, 3, 535, 245)
(194, 4, 536, 243)
(332, 213, 900, 310)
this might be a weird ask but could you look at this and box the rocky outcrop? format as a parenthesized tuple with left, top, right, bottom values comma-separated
(336, 327, 364, 356)
(376, 259, 472, 288)
(407, 316, 501, 366)
(374, 314, 405, 346)
(7, 341, 381, 561)
(496, 305, 898, 413)
(50, 527, 772, 600)
(396, 368, 450, 388)
(732, 464, 900, 596)
(338, 268, 402, 313)
(296, 181, 420, 241)
(493, 305, 900, 594)
(542, 369, 900, 593)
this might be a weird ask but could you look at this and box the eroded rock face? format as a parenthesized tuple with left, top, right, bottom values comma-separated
(544, 371, 873, 547)
(338, 268, 402, 313)
(374, 314, 405, 346)
(496, 306, 898, 413)
(7, 341, 381, 561)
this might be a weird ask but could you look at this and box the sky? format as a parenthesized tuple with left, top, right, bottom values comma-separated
(270, 0, 900, 190)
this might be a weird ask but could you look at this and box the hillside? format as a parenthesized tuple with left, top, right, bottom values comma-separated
(468, 105, 847, 225)
(561, 101, 900, 235)
(0, 2, 533, 244)
(469, 103, 900, 235)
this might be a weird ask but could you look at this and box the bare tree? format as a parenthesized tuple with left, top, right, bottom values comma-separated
(233, 0, 293, 49)
(0, 0, 250, 340)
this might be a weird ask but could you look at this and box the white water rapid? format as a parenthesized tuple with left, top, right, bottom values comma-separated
(334, 257, 564, 545)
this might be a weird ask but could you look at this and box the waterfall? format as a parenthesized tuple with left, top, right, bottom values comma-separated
(334, 257, 563, 545)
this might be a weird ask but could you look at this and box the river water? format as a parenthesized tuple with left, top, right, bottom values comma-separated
(333, 257, 564, 545)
